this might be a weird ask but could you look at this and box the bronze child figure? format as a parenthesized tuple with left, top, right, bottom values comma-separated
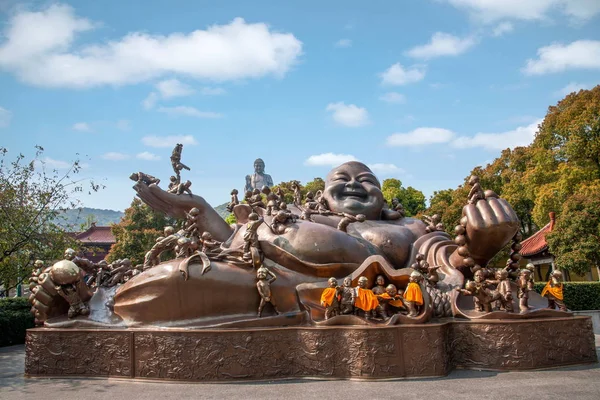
(256, 266, 280, 317)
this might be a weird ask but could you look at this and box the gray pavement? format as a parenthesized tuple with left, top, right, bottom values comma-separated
(2, 337, 600, 400)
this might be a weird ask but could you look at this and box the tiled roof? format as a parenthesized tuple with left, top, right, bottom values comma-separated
(520, 212, 555, 257)
(74, 225, 115, 244)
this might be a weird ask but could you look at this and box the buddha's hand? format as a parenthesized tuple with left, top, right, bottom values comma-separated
(29, 271, 92, 325)
(454, 196, 520, 268)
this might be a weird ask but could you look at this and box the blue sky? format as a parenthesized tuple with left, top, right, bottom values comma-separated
(1, 0, 599, 211)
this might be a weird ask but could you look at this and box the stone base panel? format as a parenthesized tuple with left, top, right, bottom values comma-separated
(25, 317, 597, 381)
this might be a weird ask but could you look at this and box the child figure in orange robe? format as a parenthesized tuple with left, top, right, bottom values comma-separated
(541, 270, 567, 311)
(404, 271, 424, 317)
(354, 276, 388, 320)
(377, 284, 406, 315)
(320, 277, 341, 319)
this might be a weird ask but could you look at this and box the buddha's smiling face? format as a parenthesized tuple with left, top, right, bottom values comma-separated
(323, 162, 385, 220)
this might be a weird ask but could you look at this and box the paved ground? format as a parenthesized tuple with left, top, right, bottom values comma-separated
(2, 337, 600, 400)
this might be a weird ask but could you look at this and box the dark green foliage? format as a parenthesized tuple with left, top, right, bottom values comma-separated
(0, 298, 34, 347)
(533, 281, 600, 311)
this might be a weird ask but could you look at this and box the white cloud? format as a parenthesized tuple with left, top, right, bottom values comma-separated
(492, 21, 514, 36)
(379, 92, 406, 104)
(142, 135, 198, 148)
(0, 5, 303, 88)
(136, 151, 161, 161)
(451, 120, 541, 150)
(72, 122, 91, 132)
(554, 82, 595, 97)
(156, 106, 223, 118)
(42, 157, 72, 169)
(116, 119, 131, 131)
(334, 39, 352, 48)
(0, 106, 12, 128)
(406, 32, 478, 59)
(386, 127, 456, 146)
(143, 92, 158, 110)
(523, 40, 600, 75)
(155, 78, 195, 99)
(367, 163, 406, 175)
(326, 102, 369, 127)
(443, 0, 600, 24)
(200, 87, 226, 95)
(304, 153, 358, 166)
(380, 63, 426, 85)
(101, 152, 130, 161)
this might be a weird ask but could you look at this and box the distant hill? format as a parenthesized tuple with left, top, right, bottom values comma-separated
(213, 202, 230, 219)
(56, 207, 124, 229)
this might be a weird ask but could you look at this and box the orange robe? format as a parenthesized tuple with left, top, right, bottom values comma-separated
(541, 281, 564, 300)
(404, 283, 423, 305)
(320, 287, 337, 307)
(379, 293, 404, 308)
(355, 288, 380, 311)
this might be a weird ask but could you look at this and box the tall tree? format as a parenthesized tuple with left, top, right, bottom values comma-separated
(107, 198, 177, 265)
(546, 183, 600, 278)
(381, 178, 426, 217)
(0, 146, 99, 293)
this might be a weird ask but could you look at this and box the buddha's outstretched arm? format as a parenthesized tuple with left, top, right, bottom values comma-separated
(134, 182, 233, 242)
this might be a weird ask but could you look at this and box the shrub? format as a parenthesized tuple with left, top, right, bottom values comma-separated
(0, 297, 35, 347)
(533, 281, 600, 311)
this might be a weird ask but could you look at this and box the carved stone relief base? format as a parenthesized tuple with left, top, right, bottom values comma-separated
(25, 316, 597, 381)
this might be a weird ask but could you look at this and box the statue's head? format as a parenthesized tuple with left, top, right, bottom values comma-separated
(254, 158, 265, 174)
(280, 202, 288, 210)
(526, 263, 535, 273)
(465, 280, 477, 292)
(357, 276, 368, 288)
(34, 260, 44, 268)
(469, 175, 479, 185)
(328, 277, 338, 288)
(189, 207, 200, 216)
(385, 284, 397, 297)
(496, 270, 508, 280)
(164, 226, 175, 236)
(551, 270, 563, 281)
(202, 232, 212, 240)
(121, 258, 131, 267)
(256, 267, 268, 279)
(343, 276, 352, 287)
(64, 248, 76, 260)
(375, 275, 385, 286)
(323, 162, 385, 220)
(474, 270, 485, 283)
(410, 270, 422, 283)
(231, 189, 238, 195)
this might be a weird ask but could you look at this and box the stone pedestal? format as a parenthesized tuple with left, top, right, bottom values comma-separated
(25, 316, 597, 381)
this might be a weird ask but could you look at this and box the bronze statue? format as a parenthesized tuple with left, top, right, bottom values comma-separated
(167, 176, 178, 192)
(33, 161, 521, 327)
(256, 266, 279, 317)
(275, 187, 285, 203)
(291, 181, 302, 206)
(105, 258, 133, 287)
(249, 188, 266, 209)
(391, 198, 405, 218)
(492, 270, 513, 312)
(201, 232, 221, 256)
(336, 212, 366, 232)
(265, 189, 279, 216)
(340, 276, 355, 315)
(271, 203, 297, 234)
(168, 179, 193, 196)
(244, 158, 274, 193)
(243, 213, 264, 262)
(468, 175, 484, 204)
(404, 271, 424, 317)
(371, 275, 387, 295)
(129, 172, 160, 186)
(423, 214, 444, 233)
(354, 276, 387, 320)
(320, 277, 341, 320)
(170, 143, 190, 181)
(517, 268, 534, 313)
(226, 189, 239, 212)
(377, 284, 406, 315)
(50, 260, 90, 318)
(541, 270, 567, 311)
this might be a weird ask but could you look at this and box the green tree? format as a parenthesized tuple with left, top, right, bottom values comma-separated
(0, 146, 98, 294)
(107, 198, 177, 265)
(381, 178, 426, 217)
(304, 177, 325, 195)
(270, 180, 297, 204)
(546, 183, 600, 278)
